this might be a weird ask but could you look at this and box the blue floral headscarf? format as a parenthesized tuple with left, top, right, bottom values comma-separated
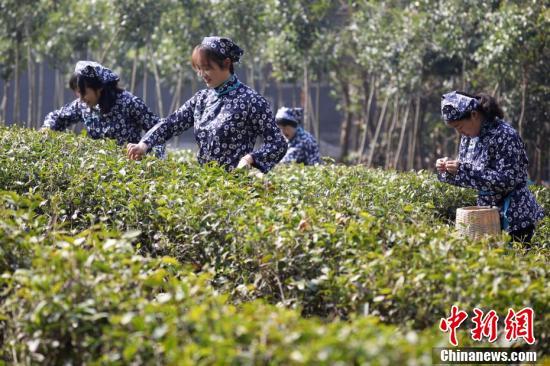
(275, 107, 303, 125)
(201, 37, 244, 63)
(441, 91, 480, 123)
(75, 61, 120, 83)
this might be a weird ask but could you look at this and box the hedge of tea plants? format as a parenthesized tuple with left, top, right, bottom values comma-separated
(1, 191, 452, 364)
(0, 126, 548, 363)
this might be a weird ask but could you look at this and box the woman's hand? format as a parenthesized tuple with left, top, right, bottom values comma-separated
(127, 142, 149, 160)
(436, 157, 448, 173)
(237, 154, 254, 169)
(445, 159, 460, 175)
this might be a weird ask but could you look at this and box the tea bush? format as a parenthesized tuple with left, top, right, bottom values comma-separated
(0, 194, 447, 364)
(0, 191, 49, 274)
(1, 126, 548, 362)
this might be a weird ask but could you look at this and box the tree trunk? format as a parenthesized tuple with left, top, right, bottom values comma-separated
(367, 92, 390, 168)
(59, 71, 66, 106)
(169, 72, 183, 113)
(150, 50, 164, 116)
(517, 68, 527, 138)
(384, 93, 399, 169)
(415, 106, 424, 169)
(535, 134, 541, 184)
(99, 29, 118, 64)
(249, 63, 255, 91)
(191, 76, 197, 94)
(394, 99, 411, 170)
(14, 41, 21, 123)
(461, 52, 466, 91)
(303, 60, 309, 132)
(491, 81, 499, 96)
(358, 75, 375, 158)
(408, 95, 421, 170)
(36, 61, 44, 125)
(276, 79, 283, 108)
(307, 90, 318, 141)
(378, 107, 393, 167)
(0, 81, 9, 124)
(53, 68, 59, 108)
(142, 50, 148, 104)
(348, 84, 361, 154)
(173, 78, 182, 148)
(130, 49, 139, 94)
(338, 78, 351, 162)
(26, 40, 34, 128)
(315, 80, 320, 142)
(259, 64, 267, 95)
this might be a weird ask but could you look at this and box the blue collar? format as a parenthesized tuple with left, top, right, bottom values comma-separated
(214, 74, 241, 97)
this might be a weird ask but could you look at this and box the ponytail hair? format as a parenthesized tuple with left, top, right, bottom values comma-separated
(455, 91, 505, 122)
(476, 93, 504, 122)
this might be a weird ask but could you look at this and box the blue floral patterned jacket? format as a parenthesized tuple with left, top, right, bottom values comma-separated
(141, 74, 287, 173)
(42, 91, 165, 158)
(280, 127, 322, 165)
(438, 118, 544, 232)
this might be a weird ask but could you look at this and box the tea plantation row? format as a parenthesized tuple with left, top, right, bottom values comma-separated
(1, 190, 451, 364)
(0, 127, 548, 363)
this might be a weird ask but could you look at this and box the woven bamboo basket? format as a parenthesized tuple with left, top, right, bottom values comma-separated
(455, 206, 500, 240)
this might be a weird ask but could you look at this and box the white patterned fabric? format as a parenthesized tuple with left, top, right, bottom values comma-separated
(275, 107, 303, 125)
(43, 91, 165, 158)
(75, 61, 120, 83)
(141, 74, 287, 172)
(438, 119, 544, 232)
(201, 37, 244, 63)
(280, 127, 321, 166)
(441, 91, 480, 123)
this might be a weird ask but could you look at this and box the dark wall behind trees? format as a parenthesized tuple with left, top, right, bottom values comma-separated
(0, 63, 344, 149)
(0, 0, 547, 181)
